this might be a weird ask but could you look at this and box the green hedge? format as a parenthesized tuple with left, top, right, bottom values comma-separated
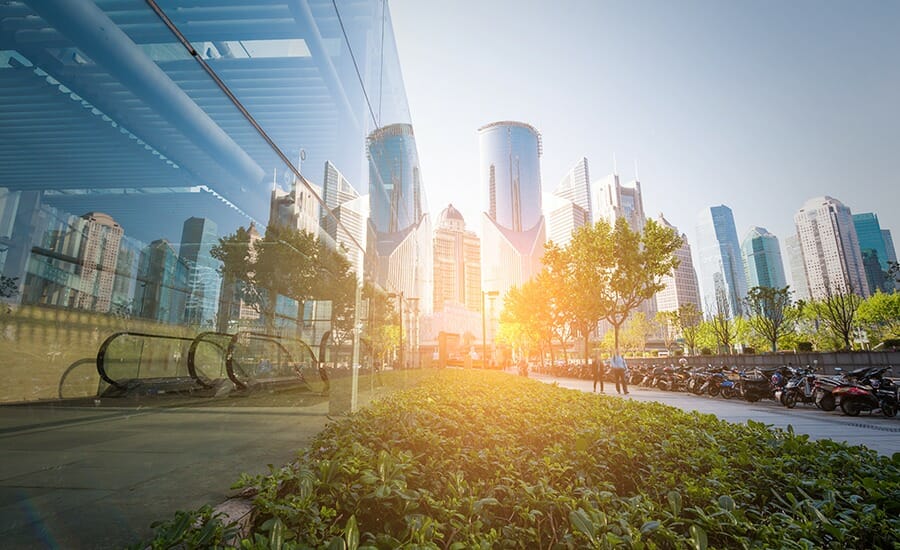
(145, 370, 900, 549)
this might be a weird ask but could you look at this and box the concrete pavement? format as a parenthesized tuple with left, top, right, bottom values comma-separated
(532, 373, 900, 456)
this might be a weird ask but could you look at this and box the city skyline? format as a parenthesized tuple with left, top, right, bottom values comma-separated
(391, 0, 899, 265)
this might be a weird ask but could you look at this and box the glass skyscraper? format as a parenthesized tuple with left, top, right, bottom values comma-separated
(478, 121, 546, 300)
(741, 226, 787, 291)
(852, 212, 893, 293)
(695, 205, 748, 318)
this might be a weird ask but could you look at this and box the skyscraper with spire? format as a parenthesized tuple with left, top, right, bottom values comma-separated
(695, 205, 748, 318)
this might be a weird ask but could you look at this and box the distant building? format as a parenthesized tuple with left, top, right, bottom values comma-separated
(367, 124, 431, 309)
(852, 213, 893, 293)
(543, 192, 589, 247)
(136, 239, 188, 324)
(695, 205, 748, 318)
(555, 157, 592, 222)
(321, 161, 367, 277)
(179, 217, 221, 327)
(656, 214, 701, 312)
(882, 229, 896, 264)
(269, 172, 321, 237)
(783, 234, 810, 301)
(479, 121, 546, 300)
(432, 204, 481, 312)
(794, 196, 869, 299)
(592, 172, 646, 231)
(741, 226, 787, 290)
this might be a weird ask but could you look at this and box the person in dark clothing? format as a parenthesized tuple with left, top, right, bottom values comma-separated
(592, 354, 604, 393)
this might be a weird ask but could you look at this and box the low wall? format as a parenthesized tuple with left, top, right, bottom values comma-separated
(624, 351, 900, 377)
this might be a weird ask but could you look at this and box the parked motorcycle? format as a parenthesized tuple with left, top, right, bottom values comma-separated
(781, 365, 818, 408)
(832, 367, 898, 417)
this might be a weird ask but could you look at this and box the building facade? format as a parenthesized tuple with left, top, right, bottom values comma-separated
(478, 121, 546, 299)
(432, 204, 481, 312)
(695, 205, 748, 318)
(852, 213, 893, 293)
(656, 214, 701, 312)
(592, 173, 646, 231)
(555, 157, 592, 223)
(794, 197, 870, 300)
(179, 217, 221, 327)
(543, 192, 589, 247)
(783, 234, 810, 301)
(741, 226, 787, 290)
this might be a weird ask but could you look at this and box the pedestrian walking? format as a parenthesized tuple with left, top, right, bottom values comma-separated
(610, 351, 629, 394)
(592, 353, 604, 393)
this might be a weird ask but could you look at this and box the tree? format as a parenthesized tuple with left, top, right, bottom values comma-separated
(707, 291, 737, 354)
(675, 303, 703, 355)
(744, 286, 799, 352)
(808, 289, 863, 350)
(211, 225, 262, 331)
(856, 291, 900, 343)
(621, 311, 654, 354)
(598, 218, 682, 355)
(655, 310, 679, 353)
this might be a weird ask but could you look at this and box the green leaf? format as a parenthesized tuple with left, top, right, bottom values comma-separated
(668, 490, 682, 516)
(640, 520, 660, 534)
(327, 536, 346, 550)
(717, 495, 735, 511)
(345, 515, 359, 550)
(569, 509, 596, 540)
(690, 525, 708, 550)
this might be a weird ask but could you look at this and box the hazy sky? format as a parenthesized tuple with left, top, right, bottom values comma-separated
(390, 0, 900, 258)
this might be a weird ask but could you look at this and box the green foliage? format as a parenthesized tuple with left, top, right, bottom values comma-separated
(146, 372, 899, 548)
(805, 291, 863, 350)
(744, 286, 800, 352)
(134, 505, 240, 549)
(856, 291, 900, 343)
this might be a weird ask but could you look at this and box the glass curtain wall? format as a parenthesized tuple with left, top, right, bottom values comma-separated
(0, 0, 416, 403)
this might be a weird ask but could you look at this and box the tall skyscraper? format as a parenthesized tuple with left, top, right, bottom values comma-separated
(75, 212, 123, 313)
(136, 239, 188, 324)
(555, 157, 592, 222)
(479, 121, 546, 299)
(433, 204, 481, 313)
(367, 123, 431, 309)
(269, 173, 322, 237)
(543, 192, 589, 247)
(179, 217, 221, 327)
(321, 161, 367, 277)
(783, 234, 810, 301)
(741, 226, 787, 290)
(794, 196, 869, 300)
(852, 213, 893, 293)
(695, 205, 748, 318)
(592, 172, 646, 231)
(655, 214, 701, 312)
(321, 161, 359, 242)
(882, 229, 897, 264)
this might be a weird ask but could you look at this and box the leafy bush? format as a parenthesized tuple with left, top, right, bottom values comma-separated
(797, 342, 814, 352)
(146, 371, 900, 549)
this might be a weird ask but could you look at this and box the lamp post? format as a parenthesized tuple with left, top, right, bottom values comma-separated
(406, 297, 419, 369)
(482, 290, 499, 368)
(388, 291, 403, 369)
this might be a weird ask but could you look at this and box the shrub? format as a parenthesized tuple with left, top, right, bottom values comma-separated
(797, 342, 814, 352)
(144, 371, 900, 549)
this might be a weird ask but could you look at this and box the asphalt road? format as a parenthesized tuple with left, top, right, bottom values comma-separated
(531, 373, 900, 456)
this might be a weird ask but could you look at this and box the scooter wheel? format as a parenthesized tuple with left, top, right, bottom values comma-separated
(721, 387, 735, 399)
(707, 385, 719, 397)
(883, 403, 897, 418)
(784, 391, 798, 409)
(841, 399, 862, 417)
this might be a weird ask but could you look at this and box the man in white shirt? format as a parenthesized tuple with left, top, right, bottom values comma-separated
(610, 352, 629, 395)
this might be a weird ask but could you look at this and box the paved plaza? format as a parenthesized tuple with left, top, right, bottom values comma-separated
(532, 373, 900, 456)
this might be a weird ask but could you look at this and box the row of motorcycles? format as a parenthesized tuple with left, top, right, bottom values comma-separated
(626, 362, 898, 417)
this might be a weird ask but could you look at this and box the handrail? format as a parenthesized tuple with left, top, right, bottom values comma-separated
(96, 331, 195, 390)
(225, 331, 318, 390)
(186, 331, 233, 388)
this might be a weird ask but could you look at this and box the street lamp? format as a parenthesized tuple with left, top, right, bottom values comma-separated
(388, 291, 403, 369)
(482, 290, 499, 368)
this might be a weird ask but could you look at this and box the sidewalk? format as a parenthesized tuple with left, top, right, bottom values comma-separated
(529, 372, 900, 456)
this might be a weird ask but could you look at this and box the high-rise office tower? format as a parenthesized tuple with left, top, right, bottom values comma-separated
(592, 172, 646, 231)
(695, 205, 748, 318)
(269, 172, 321, 237)
(794, 196, 869, 299)
(179, 217, 221, 327)
(75, 212, 123, 313)
(136, 239, 187, 324)
(479, 121, 546, 299)
(433, 204, 481, 313)
(555, 157, 592, 222)
(882, 229, 897, 264)
(852, 213, 893, 293)
(321, 161, 367, 277)
(655, 214, 701, 312)
(543, 192, 589, 247)
(367, 123, 431, 309)
(783, 234, 810, 301)
(741, 226, 787, 290)
(321, 161, 359, 241)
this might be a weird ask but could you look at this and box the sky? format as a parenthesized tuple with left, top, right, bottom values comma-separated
(390, 0, 900, 264)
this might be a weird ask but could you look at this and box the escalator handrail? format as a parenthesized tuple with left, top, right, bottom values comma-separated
(186, 331, 233, 388)
(225, 331, 316, 389)
(96, 331, 195, 389)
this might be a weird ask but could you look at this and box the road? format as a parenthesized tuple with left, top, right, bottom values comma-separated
(531, 374, 900, 456)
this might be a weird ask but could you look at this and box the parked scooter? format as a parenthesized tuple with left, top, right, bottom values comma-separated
(832, 367, 898, 417)
(781, 365, 818, 408)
